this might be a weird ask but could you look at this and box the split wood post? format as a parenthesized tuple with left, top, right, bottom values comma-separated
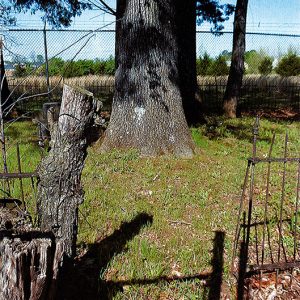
(0, 231, 61, 300)
(37, 84, 97, 259)
(0, 208, 64, 300)
(0, 85, 99, 300)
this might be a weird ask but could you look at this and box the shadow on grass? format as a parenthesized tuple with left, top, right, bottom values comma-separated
(203, 120, 272, 143)
(62, 215, 225, 300)
(61, 212, 153, 299)
(105, 231, 225, 300)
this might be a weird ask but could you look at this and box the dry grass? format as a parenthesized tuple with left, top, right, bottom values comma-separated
(197, 74, 300, 87)
(8, 75, 300, 95)
(7, 75, 114, 96)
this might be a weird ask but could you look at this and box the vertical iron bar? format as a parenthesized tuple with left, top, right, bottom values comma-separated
(231, 161, 251, 272)
(43, 21, 51, 102)
(255, 217, 259, 265)
(16, 143, 26, 210)
(0, 39, 10, 199)
(259, 270, 262, 290)
(278, 132, 288, 262)
(293, 161, 300, 260)
(261, 133, 275, 265)
(267, 223, 274, 264)
(244, 117, 259, 272)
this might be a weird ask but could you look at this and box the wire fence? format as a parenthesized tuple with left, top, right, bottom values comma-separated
(1, 28, 300, 114)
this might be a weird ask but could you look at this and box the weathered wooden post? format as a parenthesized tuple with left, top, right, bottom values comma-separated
(37, 84, 97, 259)
(0, 85, 99, 299)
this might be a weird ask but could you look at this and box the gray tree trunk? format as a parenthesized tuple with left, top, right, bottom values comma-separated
(0, 43, 12, 116)
(176, 0, 201, 125)
(223, 0, 248, 118)
(101, 0, 195, 157)
(37, 84, 96, 259)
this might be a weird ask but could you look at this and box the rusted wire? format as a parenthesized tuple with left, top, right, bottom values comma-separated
(278, 133, 288, 262)
(294, 161, 300, 260)
(261, 133, 275, 265)
(232, 117, 300, 286)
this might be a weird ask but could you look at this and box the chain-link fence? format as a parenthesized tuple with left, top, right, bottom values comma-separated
(2, 29, 300, 114)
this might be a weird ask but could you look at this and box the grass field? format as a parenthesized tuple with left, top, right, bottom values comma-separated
(2, 116, 300, 299)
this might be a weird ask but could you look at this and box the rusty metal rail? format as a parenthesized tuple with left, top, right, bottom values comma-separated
(0, 172, 37, 179)
(232, 117, 300, 297)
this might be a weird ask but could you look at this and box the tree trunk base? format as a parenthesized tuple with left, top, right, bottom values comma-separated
(223, 97, 237, 118)
(0, 228, 64, 300)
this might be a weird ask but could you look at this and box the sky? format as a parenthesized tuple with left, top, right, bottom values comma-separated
(10, 0, 300, 34)
(2, 0, 300, 61)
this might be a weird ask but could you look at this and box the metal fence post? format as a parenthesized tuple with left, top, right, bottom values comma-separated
(43, 21, 51, 102)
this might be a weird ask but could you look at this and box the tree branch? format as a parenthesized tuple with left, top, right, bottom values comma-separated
(87, 0, 116, 16)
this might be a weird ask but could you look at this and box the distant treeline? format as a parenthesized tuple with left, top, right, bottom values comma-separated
(13, 56, 115, 78)
(10, 50, 300, 78)
(197, 50, 300, 76)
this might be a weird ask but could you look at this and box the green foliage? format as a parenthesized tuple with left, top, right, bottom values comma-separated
(62, 57, 115, 77)
(62, 59, 95, 78)
(0, 1, 16, 26)
(276, 52, 300, 76)
(48, 57, 65, 76)
(10, 0, 91, 27)
(197, 52, 213, 75)
(29, 57, 115, 78)
(14, 63, 34, 77)
(258, 56, 273, 75)
(210, 55, 229, 76)
(244, 50, 276, 75)
(102, 56, 115, 75)
(93, 56, 115, 75)
(196, 1, 235, 33)
(245, 50, 264, 74)
(196, 53, 229, 76)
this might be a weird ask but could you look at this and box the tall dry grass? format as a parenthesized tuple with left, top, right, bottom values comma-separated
(8, 74, 299, 94)
(197, 75, 300, 87)
(7, 75, 115, 97)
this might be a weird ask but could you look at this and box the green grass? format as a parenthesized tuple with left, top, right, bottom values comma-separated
(79, 117, 300, 298)
(0, 120, 42, 219)
(2, 117, 300, 299)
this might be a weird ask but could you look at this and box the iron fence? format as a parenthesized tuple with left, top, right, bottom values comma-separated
(1, 28, 300, 114)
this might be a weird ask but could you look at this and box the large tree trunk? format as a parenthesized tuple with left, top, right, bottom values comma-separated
(37, 85, 96, 259)
(223, 0, 248, 118)
(0, 43, 12, 117)
(101, 0, 195, 157)
(175, 0, 201, 125)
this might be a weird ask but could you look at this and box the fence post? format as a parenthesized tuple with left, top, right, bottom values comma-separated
(43, 21, 51, 102)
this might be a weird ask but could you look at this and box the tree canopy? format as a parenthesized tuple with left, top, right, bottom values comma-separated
(0, 1, 16, 26)
(2, 0, 234, 30)
(196, 0, 235, 33)
(2, 0, 91, 27)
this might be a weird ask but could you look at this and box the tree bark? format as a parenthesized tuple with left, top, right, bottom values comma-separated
(101, 0, 195, 157)
(223, 0, 248, 118)
(0, 43, 12, 117)
(175, 0, 201, 125)
(37, 84, 96, 259)
(0, 207, 64, 300)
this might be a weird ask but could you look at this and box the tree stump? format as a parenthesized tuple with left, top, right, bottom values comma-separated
(0, 208, 63, 300)
(0, 85, 98, 299)
(37, 85, 97, 259)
